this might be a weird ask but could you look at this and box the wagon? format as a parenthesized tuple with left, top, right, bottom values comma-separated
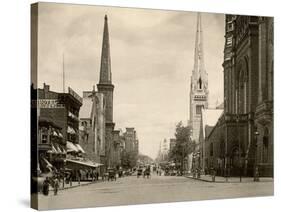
(137, 169, 142, 178)
(107, 169, 117, 181)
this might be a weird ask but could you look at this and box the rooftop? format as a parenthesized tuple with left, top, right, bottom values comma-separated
(201, 109, 223, 138)
(79, 97, 92, 119)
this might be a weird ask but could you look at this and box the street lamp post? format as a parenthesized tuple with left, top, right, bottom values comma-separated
(254, 130, 260, 182)
(182, 143, 185, 175)
(189, 129, 193, 175)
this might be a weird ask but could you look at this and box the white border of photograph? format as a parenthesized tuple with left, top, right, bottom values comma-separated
(0, 0, 279, 212)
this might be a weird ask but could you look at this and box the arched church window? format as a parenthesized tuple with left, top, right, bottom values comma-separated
(196, 105, 204, 114)
(198, 77, 202, 89)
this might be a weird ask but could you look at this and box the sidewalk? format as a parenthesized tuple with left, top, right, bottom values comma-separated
(185, 174, 274, 183)
(49, 179, 103, 191)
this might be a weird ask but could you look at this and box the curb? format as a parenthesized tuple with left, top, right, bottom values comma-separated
(185, 176, 225, 183)
(184, 176, 274, 183)
(50, 180, 102, 191)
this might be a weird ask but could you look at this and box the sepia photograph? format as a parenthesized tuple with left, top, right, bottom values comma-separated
(30, 2, 274, 210)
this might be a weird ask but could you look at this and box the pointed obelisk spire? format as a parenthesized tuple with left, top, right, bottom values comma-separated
(97, 14, 114, 124)
(99, 14, 112, 84)
(193, 13, 205, 75)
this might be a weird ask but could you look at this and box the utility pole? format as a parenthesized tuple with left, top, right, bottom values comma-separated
(62, 53, 65, 93)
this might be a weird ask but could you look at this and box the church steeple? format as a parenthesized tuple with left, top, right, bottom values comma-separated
(99, 15, 112, 84)
(189, 13, 209, 145)
(193, 13, 204, 73)
(97, 15, 114, 124)
(192, 13, 208, 91)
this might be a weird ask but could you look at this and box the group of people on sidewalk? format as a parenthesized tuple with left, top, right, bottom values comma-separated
(42, 176, 60, 196)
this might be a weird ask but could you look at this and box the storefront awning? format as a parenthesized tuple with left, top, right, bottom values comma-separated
(61, 146, 67, 154)
(42, 158, 53, 168)
(66, 159, 103, 168)
(75, 144, 85, 153)
(67, 126, 76, 134)
(59, 146, 66, 154)
(67, 141, 79, 152)
(93, 162, 104, 167)
(47, 144, 58, 154)
(54, 144, 62, 153)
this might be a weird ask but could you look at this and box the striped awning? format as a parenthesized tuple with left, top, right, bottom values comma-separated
(66, 141, 79, 152)
(75, 144, 85, 153)
(67, 126, 76, 134)
(66, 159, 103, 168)
(52, 131, 58, 136)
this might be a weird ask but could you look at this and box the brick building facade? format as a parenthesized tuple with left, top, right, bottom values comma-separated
(37, 84, 82, 147)
(124, 128, 139, 154)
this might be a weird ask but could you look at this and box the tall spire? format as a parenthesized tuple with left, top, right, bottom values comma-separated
(97, 14, 114, 124)
(99, 14, 112, 84)
(193, 13, 205, 76)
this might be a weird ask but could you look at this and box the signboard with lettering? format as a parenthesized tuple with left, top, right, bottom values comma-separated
(33, 99, 64, 108)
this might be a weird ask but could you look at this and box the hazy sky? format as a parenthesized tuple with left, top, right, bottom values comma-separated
(37, 3, 225, 159)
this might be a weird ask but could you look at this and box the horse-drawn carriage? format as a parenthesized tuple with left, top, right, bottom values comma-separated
(107, 168, 117, 181)
(143, 167, 151, 179)
(137, 168, 142, 178)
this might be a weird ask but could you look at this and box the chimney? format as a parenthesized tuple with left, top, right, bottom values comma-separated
(43, 83, 50, 93)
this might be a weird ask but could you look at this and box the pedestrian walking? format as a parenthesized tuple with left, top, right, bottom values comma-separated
(42, 177, 50, 196)
(53, 177, 59, 195)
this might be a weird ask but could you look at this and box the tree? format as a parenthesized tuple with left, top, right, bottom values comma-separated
(121, 151, 138, 169)
(137, 154, 153, 165)
(169, 121, 195, 172)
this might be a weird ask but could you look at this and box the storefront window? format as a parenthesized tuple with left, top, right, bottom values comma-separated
(42, 134, 47, 143)
(41, 127, 48, 144)
(210, 143, 214, 156)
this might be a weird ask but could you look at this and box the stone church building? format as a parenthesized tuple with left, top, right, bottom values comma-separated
(200, 15, 273, 177)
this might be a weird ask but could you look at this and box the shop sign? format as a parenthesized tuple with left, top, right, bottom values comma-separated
(36, 99, 64, 108)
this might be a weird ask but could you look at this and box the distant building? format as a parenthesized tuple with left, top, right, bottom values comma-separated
(169, 138, 176, 152)
(124, 127, 139, 154)
(111, 130, 123, 168)
(162, 139, 169, 155)
(156, 139, 169, 162)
